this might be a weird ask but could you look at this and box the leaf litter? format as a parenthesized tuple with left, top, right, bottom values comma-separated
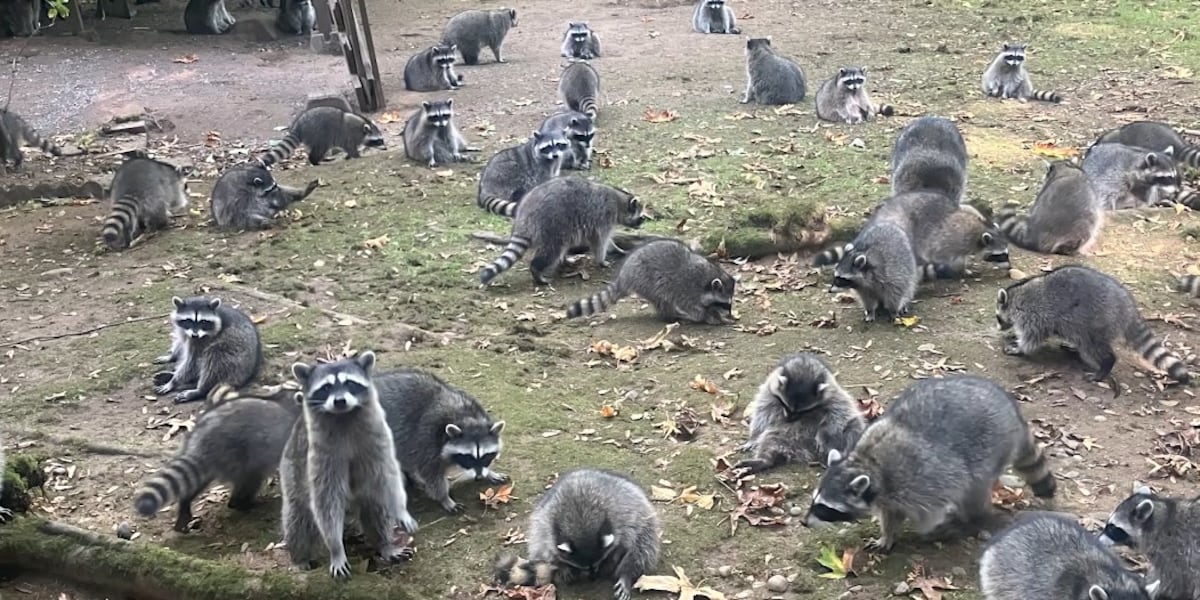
(636, 566, 726, 600)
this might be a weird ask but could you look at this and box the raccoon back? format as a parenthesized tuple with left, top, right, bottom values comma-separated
(103, 157, 188, 249)
(559, 62, 600, 118)
(747, 49, 806, 105)
(512, 177, 619, 248)
(890, 116, 968, 203)
(374, 368, 493, 468)
(195, 304, 263, 388)
(403, 47, 447, 92)
(478, 140, 550, 207)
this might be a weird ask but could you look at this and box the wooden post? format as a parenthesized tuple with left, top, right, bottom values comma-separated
(318, 0, 384, 111)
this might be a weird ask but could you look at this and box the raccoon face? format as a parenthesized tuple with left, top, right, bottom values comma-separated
(995, 287, 1016, 330)
(1001, 43, 1026, 66)
(434, 44, 457, 67)
(567, 23, 590, 42)
(442, 420, 505, 480)
(769, 369, 829, 418)
(832, 252, 869, 290)
(705, 0, 725, 7)
(979, 228, 1011, 265)
(803, 449, 874, 527)
(171, 296, 224, 340)
(567, 117, 596, 146)
(531, 130, 569, 163)
(701, 270, 736, 325)
(837, 67, 866, 91)
(620, 195, 648, 228)
(507, 8, 517, 26)
(360, 119, 386, 148)
(1138, 151, 1180, 195)
(1098, 488, 1156, 549)
(292, 351, 377, 415)
(422, 100, 454, 128)
(553, 520, 618, 577)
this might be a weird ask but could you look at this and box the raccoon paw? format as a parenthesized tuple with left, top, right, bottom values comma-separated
(614, 579, 632, 600)
(1003, 340, 1024, 356)
(174, 389, 203, 404)
(486, 470, 510, 484)
(865, 536, 894, 553)
(329, 555, 352, 580)
(440, 498, 466, 514)
(733, 458, 770, 473)
(153, 353, 175, 365)
(398, 512, 419, 534)
(153, 380, 175, 395)
(381, 545, 415, 563)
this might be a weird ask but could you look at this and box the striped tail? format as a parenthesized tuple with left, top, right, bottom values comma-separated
(919, 263, 963, 282)
(133, 451, 214, 517)
(1126, 320, 1191, 384)
(566, 280, 625, 318)
(1178, 145, 1200, 169)
(1029, 89, 1062, 103)
(1177, 188, 1200, 210)
(812, 242, 851, 267)
(1011, 428, 1056, 498)
(578, 96, 598, 119)
(1178, 275, 1200, 298)
(101, 196, 141, 250)
(479, 236, 530, 285)
(258, 133, 300, 167)
(493, 553, 556, 586)
(23, 126, 63, 156)
(478, 194, 519, 218)
(876, 104, 895, 117)
(205, 383, 240, 408)
(996, 204, 1038, 251)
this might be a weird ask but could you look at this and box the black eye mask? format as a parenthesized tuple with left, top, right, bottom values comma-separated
(809, 502, 857, 523)
(1101, 523, 1132, 546)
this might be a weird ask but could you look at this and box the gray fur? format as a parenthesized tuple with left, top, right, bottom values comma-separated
(565, 239, 735, 324)
(101, 156, 189, 250)
(741, 38, 806, 105)
(0, 109, 62, 172)
(815, 67, 894, 124)
(211, 164, 319, 230)
(152, 296, 262, 404)
(479, 177, 647, 286)
(0, 433, 9, 521)
(998, 160, 1102, 255)
(736, 353, 865, 474)
(997, 265, 1190, 385)
(403, 99, 475, 168)
(830, 221, 918, 322)
(561, 22, 600, 59)
(0, 0, 37, 37)
(282, 352, 418, 578)
(1100, 488, 1200, 600)
(1091, 120, 1200, 169)
(981, 43, 1062, 102)
(1082, 143, 1180, 209)
(476, 130, 568, 217)
(1178, 274, 1200, 299)
(276, 0, 314, 35)
(891, 116, 968, 203)
(538, 110, 595, 170)
(184, 0, 235, 34)
(559, 61, 600, 119)
(691, 0, 738, 34)
(803, 375, 1056, 552)
(981, 513, 1154, 600)
(258, 106, 386, 167)
(442, 8, 516, 65)
(404, 43, 462, 92)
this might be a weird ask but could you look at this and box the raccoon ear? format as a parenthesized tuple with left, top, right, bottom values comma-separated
(1144, 152, 1158, 167)
(1163, 145, 1175, 157)
(556, 542, 572, 553)
(355, 350, 376, 374)
(997, 288, 1009, 307)
(422, 101, 431, 110)
(532, 130, 544, 142)
(860, 66, 868, 74)
(291, 362, 313, 384)
(450, 44, 458, 52)
(1144, 580, 1161, 597)
(445, 423, 463, 438)
(446, 98, 454, 107)
(601, 533, 615, 548)
(848, 474, 871, 497)
(253, 177, 264, 186)
(1087, 586, 1109, 600)
(1133, 499, 1155, 522)
(837, 67, 847, 77)
(852, 254, 867, 270)
(816, 380, 830, 395)
(981, 232, 993, 245)
(490, 420, 506, 435)
(208, 298, 222, 310)
(709, 277, 724, 292)
(362, 123, 372, 133)
(825, 449, 842, 467)
(172, 296, 185, 309)
(1134, 484, 1153, 496)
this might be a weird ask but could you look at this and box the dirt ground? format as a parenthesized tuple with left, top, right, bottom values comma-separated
(2, 0, 1200, 598)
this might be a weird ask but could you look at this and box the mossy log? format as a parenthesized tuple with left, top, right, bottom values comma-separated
(698, 195, 833, 258)
(0, 518, 415, 600)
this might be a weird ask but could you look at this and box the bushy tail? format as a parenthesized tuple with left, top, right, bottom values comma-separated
(1029, 89, 1062, 103)
(919, 263, 963, 282)
(1011, 428, 1056, 498)
(566, 279, 625, 318)
(22, 125, 63, 156)
(478, 194, 519, 218)
(101, 197, 141, 250)
(996, 204, 1039, 251)
(493, 553, 556, 587)
(1176, 188, 1200, 210)
(1178, 145, 1200, 169)
(205, 383, 241, 408)
(1126, 320, 1191, 384)
(479, 236, 530, 285)
(812, 243, 851, 267)
(133, 452, 214, 517)
(1178, 275, 1200, 298)
(258, 132, 300, 167)
(578, 96, 598, 119)
(876, 104, 895, 117)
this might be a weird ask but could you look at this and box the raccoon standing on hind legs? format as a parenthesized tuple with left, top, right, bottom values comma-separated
(815, 67, 895, 124)
(101, 156, 189, 251)
(404, 43, 462, 92)
(561, 22, 600, 59)
(982, 43, 1063, 103)
(692, 0, 738, 34)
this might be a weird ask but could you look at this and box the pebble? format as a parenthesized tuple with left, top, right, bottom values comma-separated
(998, 474, 1024, 488)
(766, 575, 789, 593)
(1094, 415, 1107, 422)
(718, 565, 733, 577)
(116, 522, 133, 540)
(735, 592, 753, 600)
(789, 505, 805, 517)
(894, 582, 910, 595)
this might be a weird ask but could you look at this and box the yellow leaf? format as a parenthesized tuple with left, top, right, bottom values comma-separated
(651, 485, 677, 502)
(173, 53, 199, 64)
(1031, 140, 1079, 160)
(894, 315, 920, 328)
(1165, 65, 1194, 79)
(689, 375, 720, 395)
(1008, 268, 1028, 280)
(362, 234, 390, 249)
(377, 110, 405, 124)
(599, 405, 618, 418)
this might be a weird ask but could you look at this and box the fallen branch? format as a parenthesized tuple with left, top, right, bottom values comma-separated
(1, 313, 168, 348)
(2, 430, 168, 459)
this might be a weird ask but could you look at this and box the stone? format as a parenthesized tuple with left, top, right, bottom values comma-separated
(766, 574, 788, 593)
(116, 522, 133, 540)
(893, 582, 910, 595)
(718, 565, 733, 578)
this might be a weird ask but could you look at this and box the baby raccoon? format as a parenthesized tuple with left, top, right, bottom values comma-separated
(981, 43, 1063, 103)
(275, 0, 314, 35)
(476, 130, 569, 217)
(1090, 120, 1200, 169)
(691, 0, 738, 34)
(404, 43, 462, 92)
(0, 110, 62, 172)
(479, 177, 646, 286)
(804, 375, 1055, 552)
(830, 221, 918, 322)
(153, 296, 262, 404)
(101, 156, 189, 250)
(565, 239, 735, 325)
(538, 111, 595, 170)
(257, 106, 386, 167)
(1100, 486, 1200, 600)
(997, 265, 1191, 385)
(403, 99, 476, 168)
(561, 22, 600, 59)
(815, 67, 895, 124)
(494, 469, 660, 600)
(998, 160, 1102, 255)
(741, 38, 806, 105)
(558, 61, 600, 119)
(442, 8, 517, 65)
(980, 513, 1156, 600)
(736, 353, 865, 474)
(1082, 143, 1180, 209)
(210, 164, 319, 230)
(890, 116, 969, 204)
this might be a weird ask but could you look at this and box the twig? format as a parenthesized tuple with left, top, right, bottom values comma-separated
(2, 429, 168, 458)
(0, 313, 167, 348)
(1180, 128, 1200, 138)
(470, 230, 509, 245)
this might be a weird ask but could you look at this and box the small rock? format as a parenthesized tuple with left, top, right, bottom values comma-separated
(789, 505, 804, 517)
(718, 565, 733, 578)
(1093, 415, 1107, 423)
(896, 45, 912, 53)
(894, 582, 910, 595)
(735, 592, 753, 600)
(999, 474, 1025, 488)
(850, 137, 866, 149)
(766, 574, 788, 593)
(116, 522, 133, 540)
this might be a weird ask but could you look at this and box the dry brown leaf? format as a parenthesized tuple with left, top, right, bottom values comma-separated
(377, 110, 405, 124)
(483, 584, 558, 600)
(363, 234, 390, 249)
(480, 483, 516, 509)
(173, 53, 199, 64)
(635, 566, 726, 600)
(599, 404, 618, 418)
(643, 107, 679, 123)
(1031, 140, 1079, 160)
(690, 375, 720, 395)
(730, 482, 788, 533)
(907, 566, 960, 600)
(858, 397, 884, 420)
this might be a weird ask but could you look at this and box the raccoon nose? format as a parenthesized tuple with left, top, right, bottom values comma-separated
(332, 397, 347, 409)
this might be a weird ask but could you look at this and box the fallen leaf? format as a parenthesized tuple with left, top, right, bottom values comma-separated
(893, 315, 920, 328)
(857, 397, 884, 420)
(377, 110, 405, 124)
(907, 566, 960, 600)
(690, 375, 720, 395)
(362, 234, 390, 249)
(480, 483, 516, 509)
(1008, 268, 1028, 280)
(730, 482, 788, 533)
(635, 565, 726, 600)
(483, 583, 557, 600)
(815, 545, 847, 579)
(1165, 65, 1195, 79)
(599, 404, 618, 418)
(1031, 140, 1079, 160)
(216, 272, 244, 284)
(651, 485, 677, 502)
(643, 107, 679, 123)
(173, 53, 199, 64)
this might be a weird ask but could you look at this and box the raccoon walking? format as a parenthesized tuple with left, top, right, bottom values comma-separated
(559, 61, 600, 119)
(828, 221, 918, 322)
(101, 156, 189, 250)
(981, 43, 1063, 103)
(561, 22, 600, 59)
(1090, 120, 1200, 169)
(183, 0, 234, 34)
(691, 0, 738, 34)
(997, 160, 1102, 255)
(537, 111, 595, 170)
(803, 375, 1056, 552)
(1082, 143, 1180, 209)
(815, 67, 894, 124)
(476, 130, 568, 217)
(442, 8, 517, 65)
(210, 164, 319, 230)
(403, 99, 476, 168)
(257, 106, 385, 167)
(565, 239, 735, 324)
(1100, 486, 1200, 600)
(0, 110, 63, 171)
(153, 296, 262, 404)
(479, 177, 646, 286)
(132, 386, 299, 532)
(980, 513, 1157, 600)
(997, 265, 1191, 385)
(493, 469, 660, 600)
(741, 38, 806, 105)
(276, 0, 314, 35)
(736, 353, 865, 474)
(890, 116, 968, 203)
(282, 352, 419, 578)
(404, 44, 462, 92)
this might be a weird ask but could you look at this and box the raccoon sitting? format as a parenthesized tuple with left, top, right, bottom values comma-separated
(101, 156, 189, 250)
(741, 38, 806, 105)
(276, 0, 314, 35)
(403, 99, 476, 168)
(1090, 120, 1200, 169)
(691, 0, 738, 34)
(1082, 143, 1180, 209)
(997, 265, 1191, 385)
(829, 221, 918, 322)
(890, 116, 968, 204)
(183, 0, 234, 34)
(736, 353, 865, 474)
(210, 164, 319, 230)
(561, 22, 600, 59)
(476, 130, 569, 217)
(257, 106, 386, 167)
(998, 160, 1102, 255)
(0, 0, 38, 37)
(1100, 486, 1200, 600)
(815, 67, 895, 124)
(153, 296, 262, 404)
(803, 375, 1056, 552)
(559, 61, 600, 119)
(980, 513, 1157, 600)
(442, 8, 517, 65)
(479, 177, 646, 286)
(404, 43, 462, 92)
(981, 43, 1063, 103)
(565, 239, 736, 325)
(0, 109, 63, 172)
(494, 469, 660, 600)
(537, 111, 595, 170)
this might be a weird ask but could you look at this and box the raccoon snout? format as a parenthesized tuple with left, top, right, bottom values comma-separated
(984, 252, 1010, 264)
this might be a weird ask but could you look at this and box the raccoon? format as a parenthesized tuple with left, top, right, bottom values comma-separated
(403, 99, 476, 168)
(803, 375, 1056, 552)
(276, 0, 314, 35)
(736, 353, 866, 474)
(815, 67, 895, 124)
(741, 38, 806, 105)
(210, 164, 319, 230)
(1099, 486, 1200, 600)
(829, 222, 918, 322)
(375, 368, 506, 514)
(997, 160, 1103, 255)
(1090, 120, 1200, 169)
(915, 204, 1011, 280)
(1082, 143, 1180, 210)
(0, 0, 37, 37)
(997, 265, 1191, 385)
(559, 61, 600, 120)
(257, 106, 386, 167)
(183, 0, 234, 34)
(981, 43, 1063, 103)
(132, 386, 299, 532)
(476, 130, 569, 217)
(691, 0, 738, 34)
(101, 156, 189, 251)
(890, 116, 969, 204)
(442, 8, 517, 65)
(282, 352, 419, 578)
(479, 177, 646, 286)
(565, 239, 736, 325)
(537, 110, 595, 170)
(1178, 274, 1200, 298)
(980, 513, 1156, 600)
(493, 469, 660, 600)
(403, 43, 462, 92)
(152, 296, 263, 404)
(561, 22, 600, 59)
(0, 109, 63, 171)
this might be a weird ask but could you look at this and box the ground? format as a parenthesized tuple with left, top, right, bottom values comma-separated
(1, 0, 1200, 598)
